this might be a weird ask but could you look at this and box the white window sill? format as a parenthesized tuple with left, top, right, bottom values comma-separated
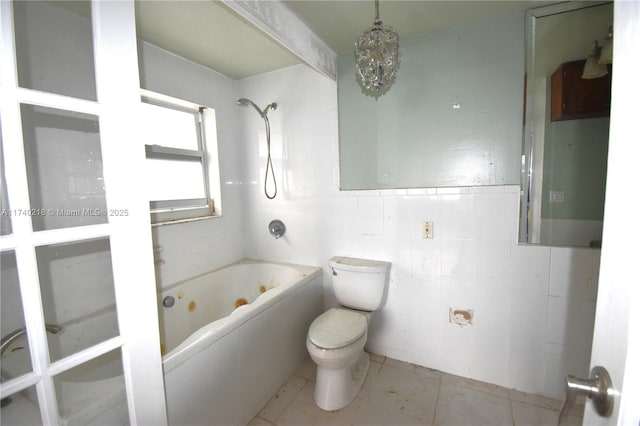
(151, 213, 220, 227)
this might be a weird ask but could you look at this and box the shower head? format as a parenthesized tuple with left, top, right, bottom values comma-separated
(237, 98, 277, 118)
(237, 98, 265, 117)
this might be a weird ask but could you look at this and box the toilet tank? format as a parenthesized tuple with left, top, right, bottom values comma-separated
(329, 256, 391, 311)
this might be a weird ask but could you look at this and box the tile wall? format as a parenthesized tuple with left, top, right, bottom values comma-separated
(138, 42, 246, 288)
(238, 64, 599, 399)
(2, 2, 602, 409)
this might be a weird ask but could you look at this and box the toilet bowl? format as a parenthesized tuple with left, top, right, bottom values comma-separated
(306, 308, 370, 411)
(307, 256, 390, 411)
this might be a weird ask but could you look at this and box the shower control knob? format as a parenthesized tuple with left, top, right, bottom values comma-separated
(269, 219, 286, 239)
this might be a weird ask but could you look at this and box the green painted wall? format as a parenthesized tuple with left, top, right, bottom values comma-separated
(541, 117, 609, 220)
(338, 12, 524, 190)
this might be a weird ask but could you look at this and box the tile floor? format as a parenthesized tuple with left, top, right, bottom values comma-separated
(250, 355, 584, 426)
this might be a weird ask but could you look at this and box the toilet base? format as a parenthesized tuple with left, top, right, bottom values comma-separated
(313, 352, 370, 411)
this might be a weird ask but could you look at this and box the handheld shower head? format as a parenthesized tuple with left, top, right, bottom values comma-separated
(237, 98, 277, 118)
(237, 98, 264, 117)
(236, 97, 279, 200)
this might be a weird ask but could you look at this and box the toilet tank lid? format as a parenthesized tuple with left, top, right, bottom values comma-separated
(329, 256, 390, 273)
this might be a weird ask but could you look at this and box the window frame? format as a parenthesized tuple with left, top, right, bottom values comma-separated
(140, 89, 216, 224)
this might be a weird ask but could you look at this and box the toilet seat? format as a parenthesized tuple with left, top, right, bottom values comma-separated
(308, 308, 367, 349)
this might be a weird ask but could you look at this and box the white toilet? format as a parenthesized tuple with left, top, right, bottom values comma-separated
(306, 256, 391, 411)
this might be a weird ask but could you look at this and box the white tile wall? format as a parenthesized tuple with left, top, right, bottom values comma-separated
(138, 42, 246, 288)
(238, 64, 600, 400)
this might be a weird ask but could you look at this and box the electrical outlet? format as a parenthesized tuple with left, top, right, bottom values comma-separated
(421, 221, 433, 239)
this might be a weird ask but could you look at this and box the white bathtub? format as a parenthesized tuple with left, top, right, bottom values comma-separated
(0, 260, 322, 426)
(159, 259, 323, 426)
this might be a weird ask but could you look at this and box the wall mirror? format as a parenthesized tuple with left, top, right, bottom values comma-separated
(519, 1, 612, 248)
(337, 11, 525, 190)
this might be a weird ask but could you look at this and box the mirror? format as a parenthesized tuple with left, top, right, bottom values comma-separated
(337, 12, 525, 190)
(519, 1, 612, 248)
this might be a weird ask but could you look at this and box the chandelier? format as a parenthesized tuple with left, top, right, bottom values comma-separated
(354, 0, 400, 99)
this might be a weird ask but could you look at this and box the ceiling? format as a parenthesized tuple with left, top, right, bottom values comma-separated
(284, 0, 551, 55)
(135, 1, 301, 80)
(135, 0, 553, 80)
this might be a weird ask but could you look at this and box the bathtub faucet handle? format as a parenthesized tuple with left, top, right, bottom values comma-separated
(332, 267, 337, 276)
(268, 219, 286, 239)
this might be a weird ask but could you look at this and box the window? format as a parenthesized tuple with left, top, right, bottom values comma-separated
(140, 90, 220, 224)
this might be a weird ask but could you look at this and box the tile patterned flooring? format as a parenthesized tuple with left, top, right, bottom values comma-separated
(250, 355, 584, 426)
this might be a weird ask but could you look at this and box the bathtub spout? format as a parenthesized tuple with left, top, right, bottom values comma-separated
(0, 323, 63, 358)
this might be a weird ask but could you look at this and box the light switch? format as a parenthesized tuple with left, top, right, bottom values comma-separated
(549, 190, 565, 203)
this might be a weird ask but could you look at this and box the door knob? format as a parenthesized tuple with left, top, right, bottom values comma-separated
(558, 365, 614, 425)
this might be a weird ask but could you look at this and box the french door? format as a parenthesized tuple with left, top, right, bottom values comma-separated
(0, 1, 166, 424)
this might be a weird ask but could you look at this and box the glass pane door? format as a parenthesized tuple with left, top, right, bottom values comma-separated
(0, 1, 166, 424)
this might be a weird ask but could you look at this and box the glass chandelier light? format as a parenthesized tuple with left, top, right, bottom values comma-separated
(355, 0, 400, 99)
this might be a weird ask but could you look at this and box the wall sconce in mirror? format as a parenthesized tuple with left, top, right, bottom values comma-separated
(354, 0, 400, 99)
(582, 40, 608, 79)
(599, 25, 613, 64)
(582, 24, 613, 79)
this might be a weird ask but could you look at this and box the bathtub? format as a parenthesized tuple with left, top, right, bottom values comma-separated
(0, 260, 322, 426)
(159, 259, 323, 426)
